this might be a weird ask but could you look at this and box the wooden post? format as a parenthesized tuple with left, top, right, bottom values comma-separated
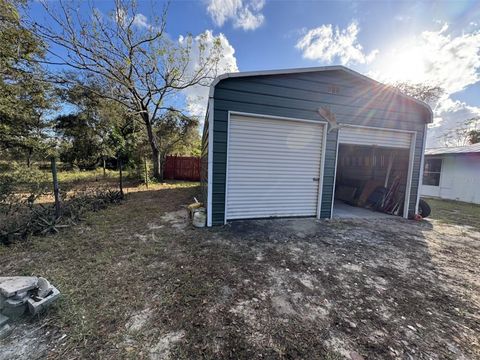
(103, 157, 106, 178)
(144, 155, 149, 188)
(119, 158, 124, 197)
(50, 156, 61, 219)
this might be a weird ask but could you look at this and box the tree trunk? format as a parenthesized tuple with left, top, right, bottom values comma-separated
(102, 157, 106, 178)
(27, 148, 32, 168)
(143, 113, 163, 181)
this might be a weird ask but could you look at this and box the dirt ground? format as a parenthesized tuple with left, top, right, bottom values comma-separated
(0, 184, 479, 359)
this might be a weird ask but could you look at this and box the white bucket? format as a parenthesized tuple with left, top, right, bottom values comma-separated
(192, 208, 206, 228)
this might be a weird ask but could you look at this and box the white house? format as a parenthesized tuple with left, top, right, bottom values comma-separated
(421, 143, 480, 204)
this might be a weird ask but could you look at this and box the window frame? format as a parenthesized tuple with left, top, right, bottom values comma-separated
(422, 157, 442, 187)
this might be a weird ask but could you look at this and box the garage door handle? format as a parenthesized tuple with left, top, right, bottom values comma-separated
(312, 177, 320, 181)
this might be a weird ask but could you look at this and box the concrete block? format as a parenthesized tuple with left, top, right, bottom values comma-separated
(0, 277, 38, 297)
(2, 297, 27, 319)
(27, 286, 60, 315)
(0, 314, 9, 327)
(0, 324, 12, 340)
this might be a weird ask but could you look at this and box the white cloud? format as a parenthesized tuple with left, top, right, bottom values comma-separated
(179, 30, 238, 119)
(371, 24, 480, 95)
(132, 13, 150, 29)
(114, 8, 158, 31)
(206, 0, 265, 31)
(368, 24, 480, 148)
(394, 15, 411, 22)
(295, 21, 379, 65)
(427, 97, 480, 147)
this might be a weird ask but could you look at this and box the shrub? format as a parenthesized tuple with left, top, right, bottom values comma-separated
(0, 188, 123, 245)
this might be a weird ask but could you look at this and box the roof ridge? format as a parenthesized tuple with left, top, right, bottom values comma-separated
(208, 66, 433, 123)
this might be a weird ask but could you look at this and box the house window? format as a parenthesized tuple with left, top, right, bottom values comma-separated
(423, 158, 442, 186)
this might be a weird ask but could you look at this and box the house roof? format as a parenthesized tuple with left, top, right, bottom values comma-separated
(208, 65, 433, 122)
(425, 143, 480, 156)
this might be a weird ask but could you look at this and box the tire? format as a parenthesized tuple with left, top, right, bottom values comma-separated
(418, 199, 431, 218)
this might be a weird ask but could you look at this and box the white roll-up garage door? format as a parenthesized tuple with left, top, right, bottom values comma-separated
(339, 126, 412, 148)
(225, 114, 324, 220)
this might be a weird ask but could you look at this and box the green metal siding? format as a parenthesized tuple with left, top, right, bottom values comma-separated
(320, 130, 339, 218)
(211, 70, 428, 225)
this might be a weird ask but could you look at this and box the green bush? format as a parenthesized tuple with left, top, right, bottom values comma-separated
(0, 163, 50, 203)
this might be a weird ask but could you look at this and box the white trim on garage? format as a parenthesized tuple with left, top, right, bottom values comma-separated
(225, 111, 327, 222)
(331, 125, 417, 219)
(207, 98, 214, 227)
(338, 125, 414, 148)
(317, 125, 328, 218)
(340, 124, 417, 134)
(416, 124, 428, 213)
(403, 132, 416, 218)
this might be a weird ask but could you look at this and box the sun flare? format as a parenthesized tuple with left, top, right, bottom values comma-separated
(378, 44, 429, 83)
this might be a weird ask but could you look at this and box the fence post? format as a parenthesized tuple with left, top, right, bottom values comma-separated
(119, 158, 124, 197)
(144, 155, 149, 188)
(50, 156, 61, 219)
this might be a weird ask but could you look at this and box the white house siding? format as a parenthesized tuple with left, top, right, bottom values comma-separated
(421, 154, 480, 204)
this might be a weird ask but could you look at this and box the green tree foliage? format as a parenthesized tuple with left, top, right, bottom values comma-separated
(172, 130, 201, 157)
(56, 82, 143, 170)
(32, 0, 229, 180)
(0, 0, 53, 162)
(154, 111, 200, 161)
(55, 113, 103, 170)
(0, 162, 50, 204)
(467, 129, 480, 145)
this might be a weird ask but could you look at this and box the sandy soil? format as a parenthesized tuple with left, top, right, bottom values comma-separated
(0, 185, 479, 359)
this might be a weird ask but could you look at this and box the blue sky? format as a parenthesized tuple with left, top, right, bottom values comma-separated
(29, 0, 480, 147)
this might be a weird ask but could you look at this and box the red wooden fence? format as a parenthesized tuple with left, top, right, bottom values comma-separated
(164, 155, 201, 181)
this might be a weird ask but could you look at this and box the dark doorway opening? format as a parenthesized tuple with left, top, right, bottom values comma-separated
(333, 144, 410, 218)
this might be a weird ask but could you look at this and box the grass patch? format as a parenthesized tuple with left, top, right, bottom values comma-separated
(0, 182, 201, 358)
(426, 197, 480, 230)
(56, 169, 120, 183)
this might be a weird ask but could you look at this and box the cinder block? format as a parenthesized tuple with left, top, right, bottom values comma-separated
(27, 286, 61, 315)
(0, 314, 9, 327)
(2, 297, 27, 319)
(0, 277, 38, 297)
(0, 324, 13, 340)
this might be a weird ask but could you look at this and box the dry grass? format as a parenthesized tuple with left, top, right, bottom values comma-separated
(425, 197, 480, 231)
(56, 169, 119, 183)
(0, 186, 479, 359)
(0, 182, 200, 358)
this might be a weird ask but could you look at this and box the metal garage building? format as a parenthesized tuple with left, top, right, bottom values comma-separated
(201, 66, 432, 226)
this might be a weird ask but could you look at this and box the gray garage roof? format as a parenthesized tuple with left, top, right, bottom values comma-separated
(209, 66, 433, 122)
(425, 143, 480, 155)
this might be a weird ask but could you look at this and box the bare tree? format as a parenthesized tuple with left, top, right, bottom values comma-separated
(30, 0, 229, 180)
(440, 116, 480, 147)
(392, 82, 444, 106)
